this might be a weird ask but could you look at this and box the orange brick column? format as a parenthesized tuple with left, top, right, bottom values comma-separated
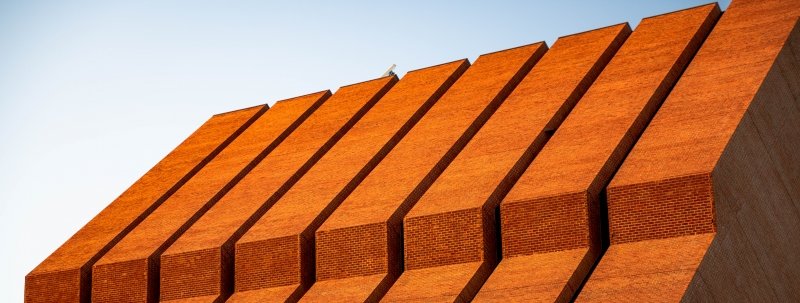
(24, 105, 266, 303)
(578, 0, 800, 301)
(162, 61, 467, 303)
(298, 43, 547, 302)
(474, 4, 720, 303)
(88, 90, 331, 303)
(376, 24, 630, 303)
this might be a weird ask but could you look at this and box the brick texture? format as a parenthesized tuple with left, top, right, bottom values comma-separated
(575, 234, 714, 302)
(386, 24, 631, 302)
(154, 77, 396, 303)
(581, 0, 800, 299)
(309, 42, 547, 302)
(25, 105, 265, 303)
(90, 91, 330, 303)
(28, 1, 800, 302)
(477, 4, 721, 302)
(401, 21, 630, 269)
(607, 174, 715, 244)
(165, 60, 466, 302)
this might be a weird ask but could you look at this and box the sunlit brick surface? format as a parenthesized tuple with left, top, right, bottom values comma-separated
(27, 1, 800, 302)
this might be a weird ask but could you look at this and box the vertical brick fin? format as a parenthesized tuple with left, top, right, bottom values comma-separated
(90, 91, 330, 303)
(475, 4, 721, 303)
(580, 0, 800, 301)
(25, 105, 266, 303)
(153, 76, 393, 302)
(387, 23, 633, 303)
(154, 77, 396, 302)
(311, 42, 547, 303)
(607, 174, 715, 244)
(224, 61, 469, 303)
(386, 44, 547, 227)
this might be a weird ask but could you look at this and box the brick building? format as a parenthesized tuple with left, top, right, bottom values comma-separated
(26, 0, 800, 302)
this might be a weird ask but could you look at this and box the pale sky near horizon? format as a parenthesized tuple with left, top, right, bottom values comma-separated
(0, 1, 730, 301)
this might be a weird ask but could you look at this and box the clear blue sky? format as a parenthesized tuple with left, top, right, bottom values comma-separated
(0, 0, 729, 300)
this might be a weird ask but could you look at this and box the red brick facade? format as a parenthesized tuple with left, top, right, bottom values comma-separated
(26, 1, 800, 302)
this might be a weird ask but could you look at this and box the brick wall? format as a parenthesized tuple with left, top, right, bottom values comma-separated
(503, 192, 593, 256)
(26, 1, 800, 302)
(316, 222, 392, 280)
(607, 174, 715, 244)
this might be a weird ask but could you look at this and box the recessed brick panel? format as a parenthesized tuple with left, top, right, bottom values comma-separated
(92, 259, 149, 302)
(236, 235, 303, 291)
(607, 174, 715, 244)
(25, 105, 265, 303)
(404, 208, 488, 270)
(316, 222, 391, 280)
(502, 192, 592, 257)
(160, 248, 222, 301)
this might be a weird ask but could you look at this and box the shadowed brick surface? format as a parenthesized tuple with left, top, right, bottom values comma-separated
(476, 4, 720, 302)
(165, 60, 467, 302)
(310, 42, 547, 302)
(90, 91, 330, 303)
(24, 105, 265, 303)
(385, 24, 631, 303)
(581, 0, 800, 300)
